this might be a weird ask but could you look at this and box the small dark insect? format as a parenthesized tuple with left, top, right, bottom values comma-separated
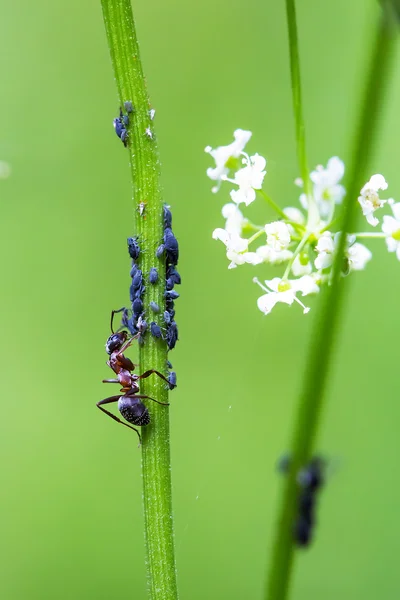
(165, 290, 180, 300)
(149, 267, 159, 284)
(166, 321, 178, 349)
(113, 108, 129, 147)
(166, 278, 174, 291)
(132, 298, 143, 315)
(164, 227, 179, 265)
(167, 371, 177, 390)
(156, 244, 165, 258)
(130, 263, 139, 278)
(294, 457, 325, 548)
(97, 311, 171, 444)
(150, 322, 162, 338)
(124, 100, 134, 113)
(121, 310, 137, 336)
(166, 266, 181, 285)
(167, 360, 173, 369)
(127, 236, 140, 260)
(131, 269, 143, 291)
(150, 301, 160, 313)
(129, 283, 140, 303)
(163, 310, 171, 325)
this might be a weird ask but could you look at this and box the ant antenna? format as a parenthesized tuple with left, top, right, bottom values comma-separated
(110, 308, 126, 333)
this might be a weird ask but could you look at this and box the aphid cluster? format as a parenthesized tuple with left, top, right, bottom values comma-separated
(294, 457, 325, 547)
(115, 205, 180, 388)
(113, 101, 134, 147)
(157, 204, 180, 352)
(97, 314, 170, 444)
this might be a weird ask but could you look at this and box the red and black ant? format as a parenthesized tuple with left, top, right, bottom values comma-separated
(96, 310, 170, 444)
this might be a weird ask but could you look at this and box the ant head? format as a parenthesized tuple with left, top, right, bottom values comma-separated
(105, 331, 128, 355)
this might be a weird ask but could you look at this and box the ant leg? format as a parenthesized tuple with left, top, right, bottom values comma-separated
(134, 394, 169, 407)
(119, 333, 139, 354)
(97, 395, 142, 444)
(138, 370, 170, 385)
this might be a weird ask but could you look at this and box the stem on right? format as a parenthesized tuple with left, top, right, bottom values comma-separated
(266, 4, 398, 600)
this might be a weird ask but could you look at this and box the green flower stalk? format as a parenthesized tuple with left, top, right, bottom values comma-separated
(265, 3, 398, 600)
(100, 2, 178, 599)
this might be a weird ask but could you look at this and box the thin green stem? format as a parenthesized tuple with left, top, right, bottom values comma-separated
(285, 0, 318, 227)
(257, 190, 305, 234)
(266, 6, 397, 600)
(282, 232, 309, 280)
(248, 229, 266, 246)
(100, 2, 178, 600)
(258, 189, 289, 220)
(356, 232, 386, 238)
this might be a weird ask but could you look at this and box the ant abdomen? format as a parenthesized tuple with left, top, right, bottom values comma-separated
(118, 396, 150, 426)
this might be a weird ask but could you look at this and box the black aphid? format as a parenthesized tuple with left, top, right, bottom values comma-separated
(156, 244, 165, 258)
(127, 236, 140, 260)
(166, 321, 178, 349)
(167, 360, 173, 369)
(165, 290, 179, 300)
(166, 266, 181, 285)
(132, 298, 143, 316)
(150, 322, 162, 338)
(167, 371, 177, 390)
(166, 278, 174, 291)
(130, 263, 139, 278)
(113, 108, 129, 147)
(164, 227, 179, 265)
(149, 267, 159, 284)
(293, 457, 325, 548)
(131, 269, 143, 290)
(163, 311, 171, 325)
(150, 301, 160, 313)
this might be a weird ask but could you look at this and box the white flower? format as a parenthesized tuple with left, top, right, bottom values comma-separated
(346, 242, 372, 271)
(205, 129, 252, 192)
(256, 245, 293, 264)
(299, 157, 345, 219)
(253, 276, 319, 315)
(283, 206, 306, 225)
(358, 174, 388, 227)
(212, 228, 261, 269)
(291, 254, 312, 276)
(315, 231, 371, 272)
(229, 153, 267, 206)
(265, 221, 291, 251)
(382, 202, 400, 259)
(314, 231, 335, 270)
(221, 203, 247, 235)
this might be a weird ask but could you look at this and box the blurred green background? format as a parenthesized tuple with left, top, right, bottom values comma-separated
(1, 1, 399, 598)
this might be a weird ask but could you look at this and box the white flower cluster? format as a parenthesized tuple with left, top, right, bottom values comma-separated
(205, 129, 398, 316)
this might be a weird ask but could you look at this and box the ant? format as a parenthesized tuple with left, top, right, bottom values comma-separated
(96, 309, 170, 444)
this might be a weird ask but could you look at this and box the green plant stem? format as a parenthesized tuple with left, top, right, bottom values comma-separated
(285, 0, 319, 229)
(100, 2, 178, 599)
(266, 6, 397, 600)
